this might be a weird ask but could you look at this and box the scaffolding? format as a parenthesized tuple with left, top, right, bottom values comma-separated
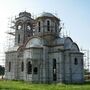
(81, 49, 90, 81)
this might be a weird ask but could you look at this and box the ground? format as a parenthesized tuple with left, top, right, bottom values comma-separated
(0, 80, 90, 90)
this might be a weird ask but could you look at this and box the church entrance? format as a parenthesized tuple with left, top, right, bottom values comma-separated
(53, 59, 57, 81)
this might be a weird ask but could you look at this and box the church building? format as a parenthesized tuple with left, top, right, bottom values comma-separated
(5, 11, 84, 83)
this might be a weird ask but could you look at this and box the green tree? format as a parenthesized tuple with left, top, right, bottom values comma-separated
(0, 65, 5, 75)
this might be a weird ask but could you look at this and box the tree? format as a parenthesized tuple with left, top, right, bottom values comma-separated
(0, 65, 5, 76)
(84, 68, 90, 75)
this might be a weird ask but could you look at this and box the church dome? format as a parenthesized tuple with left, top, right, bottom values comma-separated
(41, 12, 55, 17)
(36, 12, 60, 21)
(19, 11, 31, 18)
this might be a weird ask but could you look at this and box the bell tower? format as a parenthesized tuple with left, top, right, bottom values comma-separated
(15, 11, 34, 46)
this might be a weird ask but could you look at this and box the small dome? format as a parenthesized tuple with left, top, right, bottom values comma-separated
(41, 12, 55, 17)
(35, 12, 60, 21)
(36, 12, 60, 21)
(19, 11, 31, 17)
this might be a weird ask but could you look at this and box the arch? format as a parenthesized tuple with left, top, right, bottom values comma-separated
(25, 37, 46, 48)
(71, 42, 80, 51)
(26, 21, 32, 30)
(23, 36, 48, 49)
(26, 38, 42, 48)
(16, 20, 23, 30)
(64, 37, 73, 49)
(64, 37, 73, 43)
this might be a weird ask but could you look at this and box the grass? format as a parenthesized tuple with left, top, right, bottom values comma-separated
(0, 80, 90, 90)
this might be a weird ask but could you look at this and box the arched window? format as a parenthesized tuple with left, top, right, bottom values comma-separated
(74, 58, 78, 65)
(27, 25, 31, 30)
(21, 62, 24, 72)
(33, 67, 38, 74)
(81, 59, 83, 65)
(27, 61, 32, 74)
(55, 23, 57, 32)
(47, 20, 50, 31)
(17, 24, 22, 30)
(38, 21, 41, 32)
(18, 34, 20, 43)
(9, 62, 11, 72)
(53, 59, 57, 81)
(27, 22, 31, 30)
(53, 59, 56, 69)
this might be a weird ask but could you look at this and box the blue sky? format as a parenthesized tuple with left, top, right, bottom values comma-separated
(0, 0, 90, 65)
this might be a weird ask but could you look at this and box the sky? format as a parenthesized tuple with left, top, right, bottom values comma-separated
(0, 0, 90, 65)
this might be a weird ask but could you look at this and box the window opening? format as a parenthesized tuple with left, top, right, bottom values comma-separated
(18, 34, 20, 43)
(33, 67, 38, 74)
(27, 61, 32, 74)
(21, 62, 24, 72)
(74, 58, 78, 65)
(9, 62, 11, 72)
(47, 20, 50, 31)
(53, 59, 57, 81)
(38, 21, 41, 32)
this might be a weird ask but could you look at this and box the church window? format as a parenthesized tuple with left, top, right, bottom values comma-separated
(21, 61, 24, 72)
(81, 59, 83, 65)
(55, 23, 57, 32)
(47, 20, 50, 31)
(53, 59, 57, 81)
(74, 58, 78, 65)
(53, 59, 56, 69)
(27, 22, 31, 30)
(17, 24, 22, 30)
(27, 61, 32, 74)
(33, 67, 38, 74)
(38, 21, 41, 32)
(27, 25, 31, 30)
(18, 34, 20, 43)
(9, 62, 11, 72)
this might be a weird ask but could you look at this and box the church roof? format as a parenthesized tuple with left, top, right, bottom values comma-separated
(53, 37, 80, 51)
(6, 46, 20, 52)
(36, 12, 60, 21)
(41, 12, 55, 17)
(25, 37, 45, 48)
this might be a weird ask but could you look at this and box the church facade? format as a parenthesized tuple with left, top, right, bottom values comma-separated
(5, 11, 84, 83)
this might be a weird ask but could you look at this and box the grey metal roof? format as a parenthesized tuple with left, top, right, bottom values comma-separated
(7, 46, 19, 52)
(41, 12, 55, 17)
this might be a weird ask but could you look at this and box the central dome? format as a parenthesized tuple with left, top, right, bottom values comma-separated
(36, 12, 60, 21)
(41, 12, 55, 17)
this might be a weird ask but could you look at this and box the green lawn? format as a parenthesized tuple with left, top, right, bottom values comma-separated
(0, 80, 90, 90)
